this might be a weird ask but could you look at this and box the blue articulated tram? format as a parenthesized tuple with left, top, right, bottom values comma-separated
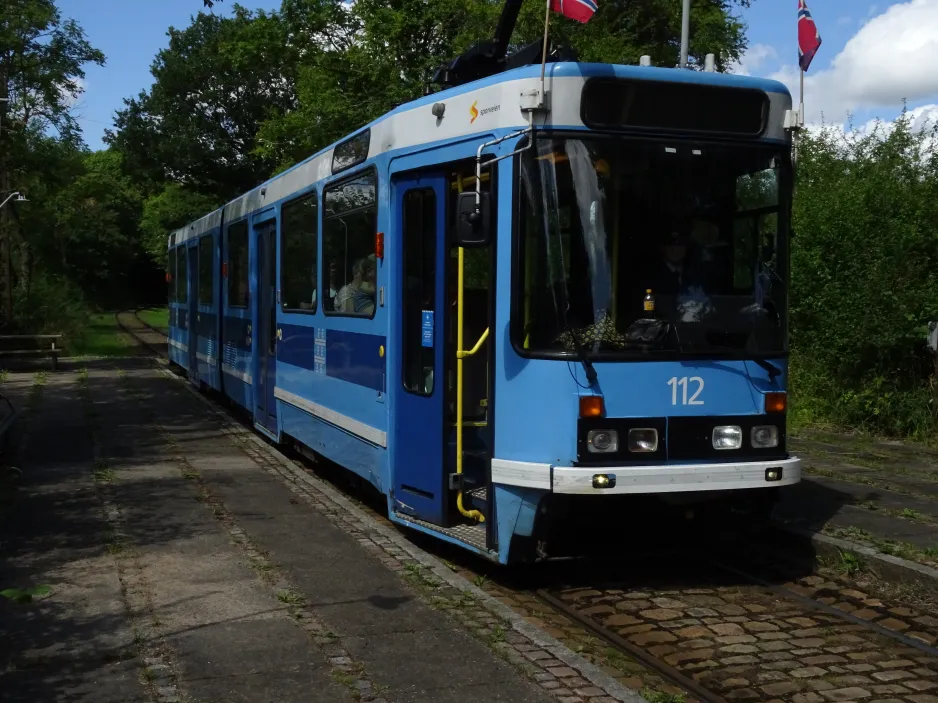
(166, 9, 801, 564)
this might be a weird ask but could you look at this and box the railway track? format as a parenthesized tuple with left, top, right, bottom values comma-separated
(527, 550, 938, 703)
(116, 311, 169, 358)
(116, 310, 938, 703)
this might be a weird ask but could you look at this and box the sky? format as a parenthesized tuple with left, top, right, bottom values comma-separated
(731, 0, 938, 133)
(63, 0, 938, 151)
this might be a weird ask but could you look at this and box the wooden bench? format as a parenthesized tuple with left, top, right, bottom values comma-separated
(0, 335, 63, 370)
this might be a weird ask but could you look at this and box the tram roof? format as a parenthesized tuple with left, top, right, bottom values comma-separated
(170, 62, 791, 246)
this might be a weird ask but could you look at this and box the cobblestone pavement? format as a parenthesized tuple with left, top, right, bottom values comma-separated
(545, 564, 938, 703)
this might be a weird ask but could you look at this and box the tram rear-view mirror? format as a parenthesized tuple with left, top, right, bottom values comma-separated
(455, 192, 491, 247)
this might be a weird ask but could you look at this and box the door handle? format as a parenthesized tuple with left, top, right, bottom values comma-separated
(276, 328, 282, 341)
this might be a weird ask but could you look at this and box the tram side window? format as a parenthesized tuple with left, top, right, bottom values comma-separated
(169, 246, 177, 303)
(402, 188, 436, 395)
(322, 170, 378, 318)
(281, 192, 318, 312)
(227, 221, 249, 308)
(198, 234, 214, 305)
(176, 245, 188, 304)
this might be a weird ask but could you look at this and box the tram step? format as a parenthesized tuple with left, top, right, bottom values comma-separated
(393, 511, 491, 553)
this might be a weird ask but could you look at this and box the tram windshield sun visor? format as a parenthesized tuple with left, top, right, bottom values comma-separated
(516, 136, 790, 360)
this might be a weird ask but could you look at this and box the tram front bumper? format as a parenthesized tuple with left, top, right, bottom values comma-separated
(550, 457, 801, 495)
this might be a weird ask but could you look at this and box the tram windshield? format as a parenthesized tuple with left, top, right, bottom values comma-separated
(515, 135, 790, 359)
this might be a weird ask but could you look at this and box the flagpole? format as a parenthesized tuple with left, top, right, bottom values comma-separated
(680, 0, 691, 67)
(540, 0, 551, 97)
(800, 68, 805, 128)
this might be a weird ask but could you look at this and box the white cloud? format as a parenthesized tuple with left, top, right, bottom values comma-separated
(803, 104, 938, 160)
(728, 44, 777, 76)
(770, 0, 938, 125)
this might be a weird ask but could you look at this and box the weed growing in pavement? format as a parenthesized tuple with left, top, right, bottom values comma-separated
(823, 524, 938, 569)
(0, 584, 51, 604)
(641, 687, 685, 703)
(838, 549, 864, 576)
(276, 589, 304, 606)
(901, 507, 928, 521)
(93, 460, 116, 483)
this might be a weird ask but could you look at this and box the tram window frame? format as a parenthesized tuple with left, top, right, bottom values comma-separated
(227, 220, 250, 308)
(280, 190, 319, 314)
(401, 187, 437, 396)
(198, 234, 214, 305)
(169, 245, 177, 303)
(176, 243, 188, 304)
(321, 167, 379, 319)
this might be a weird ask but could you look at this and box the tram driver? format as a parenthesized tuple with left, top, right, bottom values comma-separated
(647, 224, 713, 322)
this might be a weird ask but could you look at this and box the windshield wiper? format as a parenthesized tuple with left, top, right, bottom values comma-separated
(559, 309, 598, 383)
(567, 325, 598, 384)
(693, 340, 782, 380)
(752, 357, 782, 380)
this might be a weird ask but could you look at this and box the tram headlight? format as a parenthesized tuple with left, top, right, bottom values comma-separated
(751, 425, 779, 449)
(627, 428, 658, 453)
(712, 425, 742, 450)
(587, 429, 618, 453)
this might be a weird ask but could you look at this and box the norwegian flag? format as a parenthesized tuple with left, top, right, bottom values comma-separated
(798, 0, 822, 72)
(551, 0, 597, 23)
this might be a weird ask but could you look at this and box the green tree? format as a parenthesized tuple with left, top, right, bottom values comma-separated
(256, 0, 751, 169)
(107, 6, 298, 200)
(139, 184, 219, 266)
(0, 0, 104, 325)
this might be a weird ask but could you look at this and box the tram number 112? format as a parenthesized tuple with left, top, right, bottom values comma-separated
(668, 376, 704, 406)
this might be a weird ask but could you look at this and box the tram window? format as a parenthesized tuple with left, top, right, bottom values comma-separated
(280, 192, 318, 313)
(322, 170, 377, 318)
(227, 221, 249, 308)
(198, 234, 214, 305)
(402, 188, 436, 395)
(169, 246, 177, 303)
(176, 244, 188, 304)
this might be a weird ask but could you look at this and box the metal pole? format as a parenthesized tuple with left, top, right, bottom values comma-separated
(679, 0, 691, 68)
(800, 68, 805, 126)
(540, 0, 551, 96)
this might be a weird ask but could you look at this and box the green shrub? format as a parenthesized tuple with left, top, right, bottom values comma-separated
(791, 112, 938, 437)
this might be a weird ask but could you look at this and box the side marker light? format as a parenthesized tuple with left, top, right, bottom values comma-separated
(765, 467, 783, 482)
(592, 474, 616, 489)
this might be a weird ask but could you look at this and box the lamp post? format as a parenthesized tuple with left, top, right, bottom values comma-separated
(0, 191, 26, 209)
(0, 191, 24, 323)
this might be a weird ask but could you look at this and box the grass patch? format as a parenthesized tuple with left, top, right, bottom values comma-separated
(641, 688, 685, 703)
(70, 314, 136, 358)
(0, 584, 52, 604)
(94, 467, 117, 483)
(136, 308, 169, 334)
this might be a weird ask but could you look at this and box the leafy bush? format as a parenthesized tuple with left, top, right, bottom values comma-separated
(791, 113, 938, 437)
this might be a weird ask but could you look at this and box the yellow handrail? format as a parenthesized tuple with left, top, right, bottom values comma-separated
(455, 245, 486, 523)
(457, 328, 489, 359)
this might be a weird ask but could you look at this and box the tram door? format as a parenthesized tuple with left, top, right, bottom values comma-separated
(254, 221, 278, 432)
(393, 174, 448, 524)
(187, 243, 198, 381)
